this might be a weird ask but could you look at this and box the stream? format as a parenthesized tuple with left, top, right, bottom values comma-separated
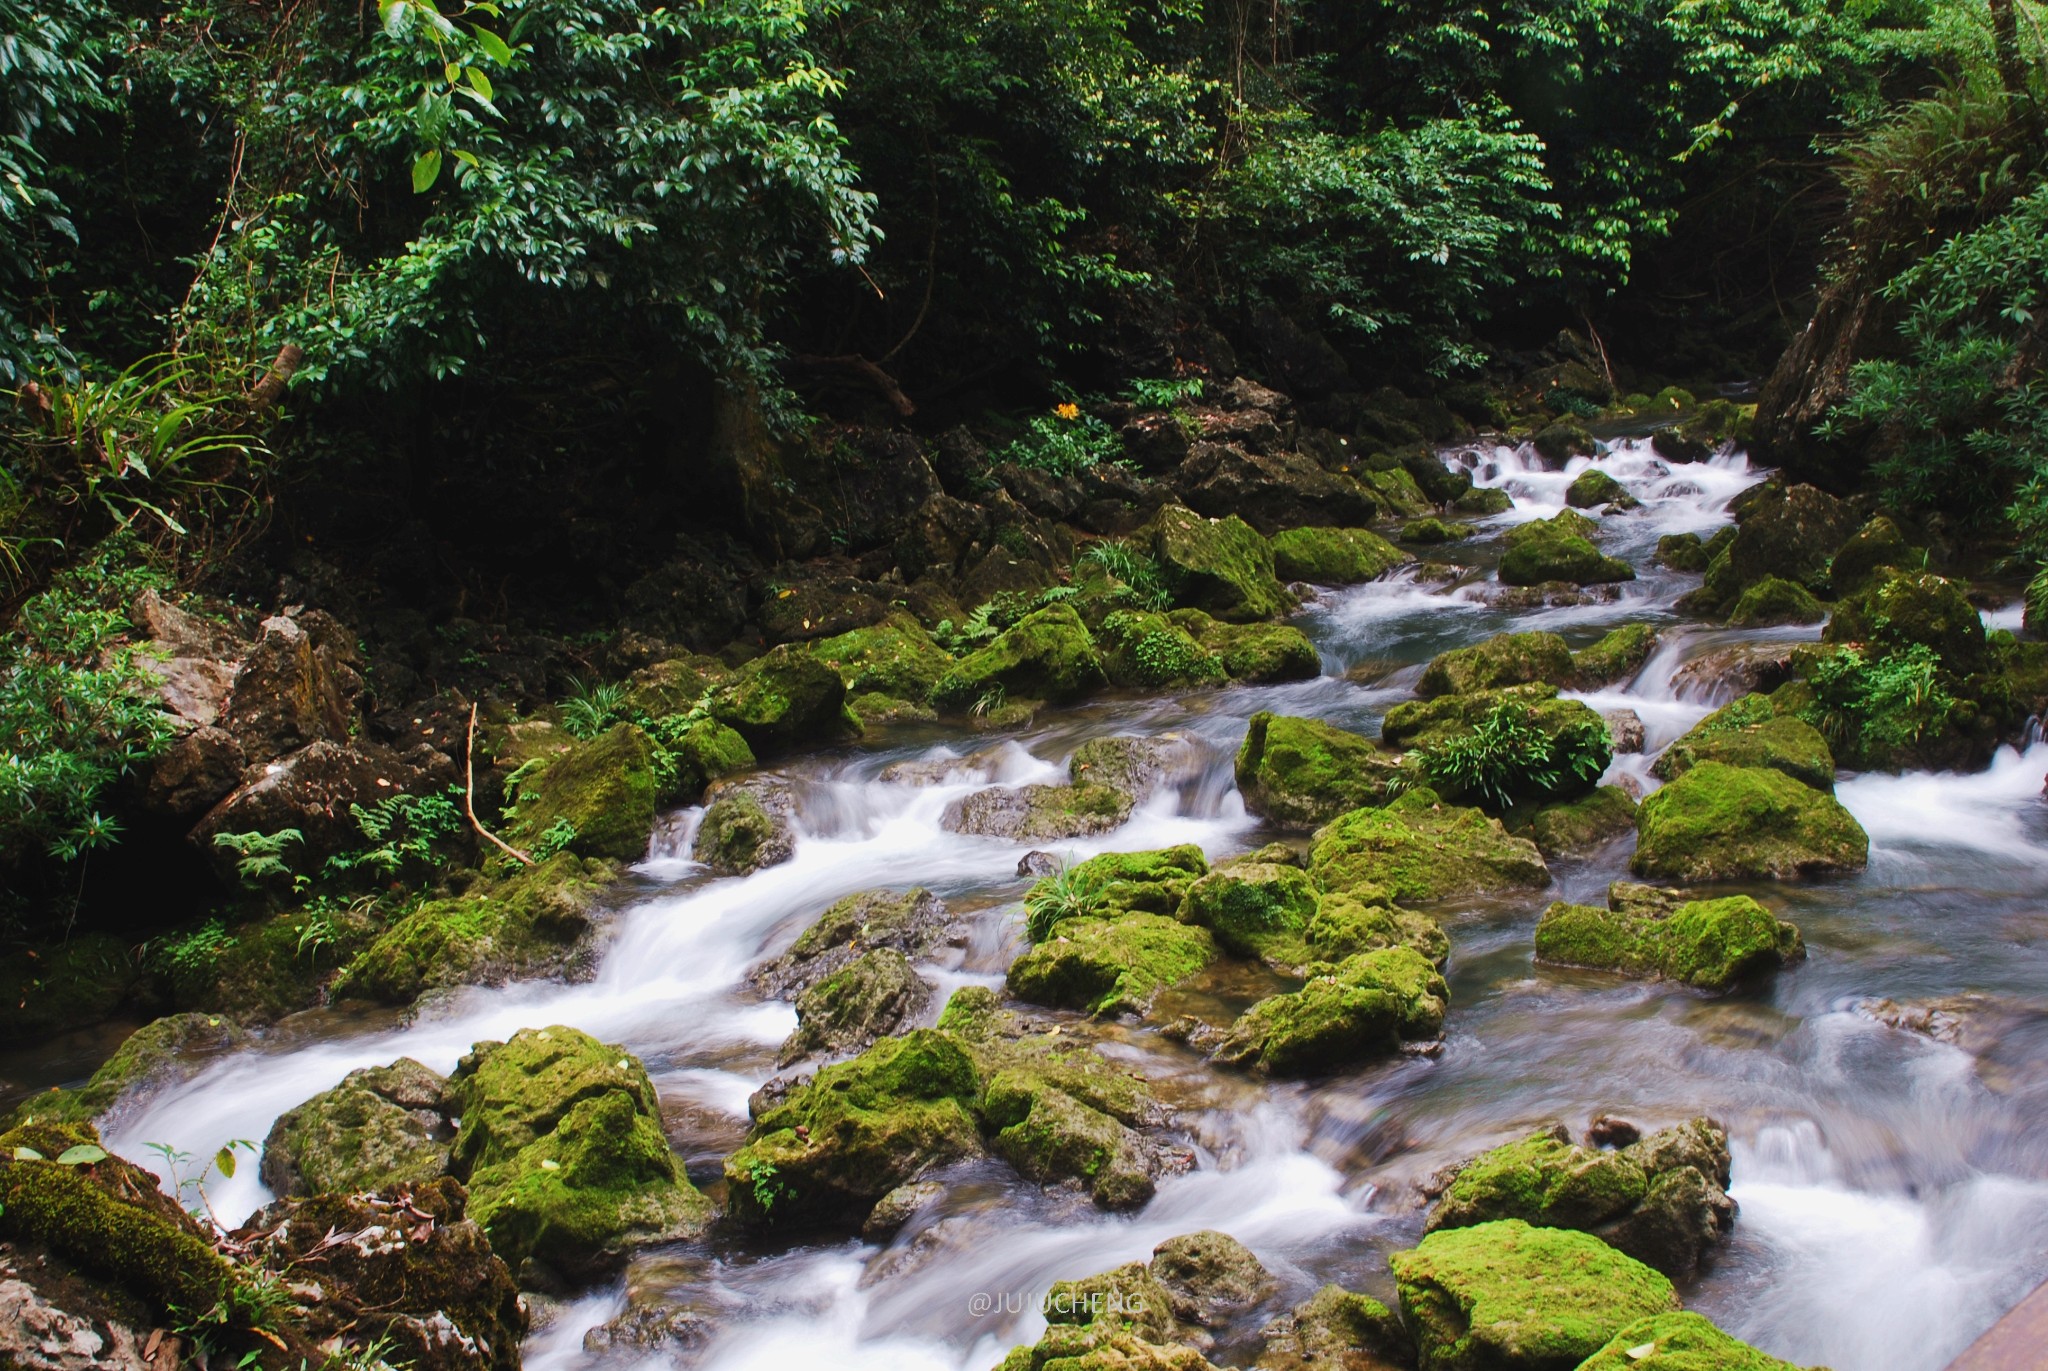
(97, 438, 2048, 1371)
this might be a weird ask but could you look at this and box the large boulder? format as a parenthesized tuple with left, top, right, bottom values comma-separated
(1631, 762, 1867, 882)
(1256, 1283, 1412, 1371)
(1424, 1119, 1736, 1280)
(1008, 912, 1218, 1016)
(1499, 515, 1634, 588)
(780, 947, 931, 1064)
(502, 722, 657, 862)
(1309, 790, 1550, 904)
(931, 603, 1107, 712)
(808, 615, 953, 720)
(942, 781, 1133, 841)
(1827, 514, 1914, 597)
(710, 643, 856, 754)
(217, 613, 353, 760)
(1177, 443, 1381, 533)
(444, 1027, 712, 1277)
(1269, 526, 1411, 584)
(1571, 625, 1661, 688)
(1566, 468, 1634, 510)
(1146, 504, 1296, 622)
(1213, 947, 1448, 1075)
(1098, 609, 1228, 689)
(1726, 576, 1826, 628)
(1171, 609, 1322, 682)
(1236, 713, 1408, 828)
(1703, 481, 1858, 605)
(191, 738, 446, 881)
(1417, 632, 1574, 698)
(1179, 862, 1320, 958)
(1652, 695, 1835, 791)
(1390, 1220, 1679, 1371)
(261, 1057, 454, 1198)
(1536, 888, 1805, 989)
(693, 776, 798, 874)
(1822, 568, 1987, 674)
(756, 886, 949, 997)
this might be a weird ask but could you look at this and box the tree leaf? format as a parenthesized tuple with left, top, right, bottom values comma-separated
(215, 1146, 237, 1179)
(412, 149, 443, 194)
(471, 24, 514, 64)
(12, 1146, 46, 1161)
(466, 67, 493, 101)
(56, 1144, 107, 1166)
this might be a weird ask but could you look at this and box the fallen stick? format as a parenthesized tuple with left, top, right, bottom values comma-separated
(466, 702, 534, 866)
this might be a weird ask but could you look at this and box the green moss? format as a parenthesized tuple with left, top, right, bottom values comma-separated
(1362, 466, 1434, 517)
(333, 853, 606, 1004)
(931, 603, 1107, 712)
(1828, 515, 1914, 597)
(448, 1025, 709, 1275)
(1391, 1220, 1678, 1371)
(1533, 417, 1596, 462)
(1214, 946, 1448, 1075)
(1566, 469, 1633, 509)
(1382, 683, 1573, 749)
(1309, 789, 1549, 904)
(1146, 504, 1295, 622)
(981, 1069, 1151, 1208)
(1526, 786, 1639, 858)
(792, 887, 941, 959)
(1654, 700, 1835, 791)
(710, 642, 857, 753)
(1535, 893, 1804, 989)
(7, 1012, 245, 1127)
(693, 787, 791, 874)
(262, 1058, 450, 1197)
(1170, 609, 1322, 682)
(1307, 891, 1449, 967)
(1400, 517, 1479, 545)
(506, 722, 657, 861)
(1028, 844, 1210, 922)
(657, 717, 754, 801)
(1270, 526, 1411, 584)
(1418, 632, 1575, 697)
(1578, 1312, 1811, 1370)
(1096, 609, 1227, 689)
(1572, 624, 1660, 688)
(1453, 486, 1514, 516)
(1728, 576, 1825, 627)
(724, 1029, 983, 1229)
(784, 947, 928, 1061)
(1428, 1129, 1647, 1234)
(1235, 712, 1408, 827)
(1823, 569, 1987, 675)
(1500, 526, 1636, 587)
(1007, 913, 1217, 1016)
(1632, 762, 1867, 882)
(1178, 863, 1319, 956)
(809, 615, 953, 701)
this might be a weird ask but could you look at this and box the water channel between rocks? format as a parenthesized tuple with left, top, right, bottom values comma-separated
(103, 438, 2048, 1371)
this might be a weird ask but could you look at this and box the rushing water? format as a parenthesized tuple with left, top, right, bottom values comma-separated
(86, 437, 2048, 1370)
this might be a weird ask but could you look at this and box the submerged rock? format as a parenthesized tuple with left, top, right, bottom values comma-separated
(1424, 1118, 1736, 1280)
(1309, 789, 1550, 904)
(262, 1057, 454, 1198)
(1535, 889, 1805, 989)
(1390, 1219, 1679, 1371)
(1214, 946, 1449, 1075)
(1631, 762, 1867, 882)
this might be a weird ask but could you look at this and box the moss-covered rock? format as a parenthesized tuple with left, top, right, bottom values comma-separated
(1146, 504, 1296, 622)
(1565, 469, 1633, 509)
(996, 1232, 1273, 1371)
(1535, 891, 1805, 988)
(447, 1025, 710, 1277)
(1655, 525, 1736, 573)
(1828, 515, 1913, 597)
(1526, 786, 1639, 859)
(1361, 466, 1434, 518)
(1418, 632, 1575, 697)
(1179, 863, 1319, 957)
(261, 1057, 452, 1198)
(5, 1012, 246, 1128)
(1653, 696, 1834, 791)
(334, 853, 609, 1004)
(1400, 517, 1479, 545)
(1390, 1219, 1678, 1371)
(1306, 890, 1449, 968)
(1632, 762, 1867, 881)
(943, 781, 1134, 841)
(710, 643, 857, 754)
(1029, 844, 1212, 921)
(505, 722, 656, 862)
(808, 615, 953, 705)
(757, 886, 949, 997)
(1098, 609, 1228, 689)
(1214, 946, 1448, 1075)
(1453, 486, 1515, 516)
(1236, 713, 1408, 827)
(1823, 568, 1987, 674)
(1270, 526, 1411, 584)
(1727, 576, 1825, 627)
(1499, 516, 1635, 588)
(1572, 624, 1661, 688)
(1578, 1312, 1812, 1370)
(1424, 1120, 1735, 1279)
(1700, 482, 1859, 608)
(782, 947, 931, 1064)
(1257, 1283, 1413, 1371)
(652, 716, 754, 802)
(693, 780, 796, 875)
(1309, 790, 1550, 904)
(982, 1065, 1157, 1209)
(932, 603, 1107, 712)
(1008, 913, 1218, 1016)
(1171, 609, 1322, 682)
(1381, 683, 1584, 750)
(0, 934, 139, 1045)
(1533, 417, 1597, 463)
(725, 1028, 984, 1230)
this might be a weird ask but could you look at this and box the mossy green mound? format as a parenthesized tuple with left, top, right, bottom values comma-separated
(1171, 609, 1322, 682)
(1535, 892, 1804, 988)
(1454, 486, 1514, 516)
(1028, 844, 1211, 920)
(654, 717, 754, 802)
(1418, 632, 1575, 697)
(1178, 862, 1319, 957)
(1727, 576, 1825, 627)
(1500, 515, 1634, 588)
(6, 1012, 245, 1128)
(1653, 696, 1835, 791)
(1270, 525, 1410, 584)
(447, 1025, 710, 1276)
(1008, 913, 1218, 1016)
(1214, 946, 1448, 1075)
(505, 722, 655, 861)
(1578, 1312, 1813, 1370)
(809, 615, 953, 705)
(1566, 469, 1632, 509)
(334, 853, 608, 1004)
(1827, 515, 1913, 597)
(1307, 890, 1450, 967)
(261, 1057, 452, 1198)
(711, 642, 858, 753)
(1146, 504, 1295, 622)
(1390, 1219, 1678, 1371)
(1572, 624, 1660, 687)
(1823, 568, 1987, 675)
(1236, 712, 1409, 828)
(1632, 762, 1867, 882)
(1526, 786, 1639, 858)
(1097, 609, 1227, 689)
(1401, 517, 1479, 545)
(693, 783, 794, 874)
(1381, 683, 1583, 750)
(783, 946, 931, 1063)
(1310, 790, 1550, 904)
(931, 603, 1107, 711)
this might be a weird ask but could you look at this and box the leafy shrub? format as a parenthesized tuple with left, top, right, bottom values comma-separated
(559, 676, 630, 740)
(1800, 643, 1956, 766)
(1024, 862, 1101, 943)
(996, 403, 1122, 477)
(324, 787, 465, 880)
(1413, 703, 1610, 809)
(212, 829, 304, 885)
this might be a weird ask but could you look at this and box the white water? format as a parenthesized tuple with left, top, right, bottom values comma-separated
(96, 435, 2048, 1370)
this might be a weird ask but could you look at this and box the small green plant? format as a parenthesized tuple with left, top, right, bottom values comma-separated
(970, 683, 1007, 719)
(996, 401, 1122, 477)
(1414, 705, 1610, 809)
(144, 1138, 257, 1230)
(148, 920, 239, 979)
(560, 677, 630, 740)
(212, 828, 305, 884)
(1125, 376, 1205, 408)
(1800, 643, 1956, 766)
(323, 787, 463, 880)
(1080, 539, 1173, 611)
(746, 1159, 791, 1213)
(529, 818, 579, 859)
(1024, 861, 1101, 942)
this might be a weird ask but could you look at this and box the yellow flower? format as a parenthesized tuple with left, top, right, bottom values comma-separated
(1054, 402, 1080, 421)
